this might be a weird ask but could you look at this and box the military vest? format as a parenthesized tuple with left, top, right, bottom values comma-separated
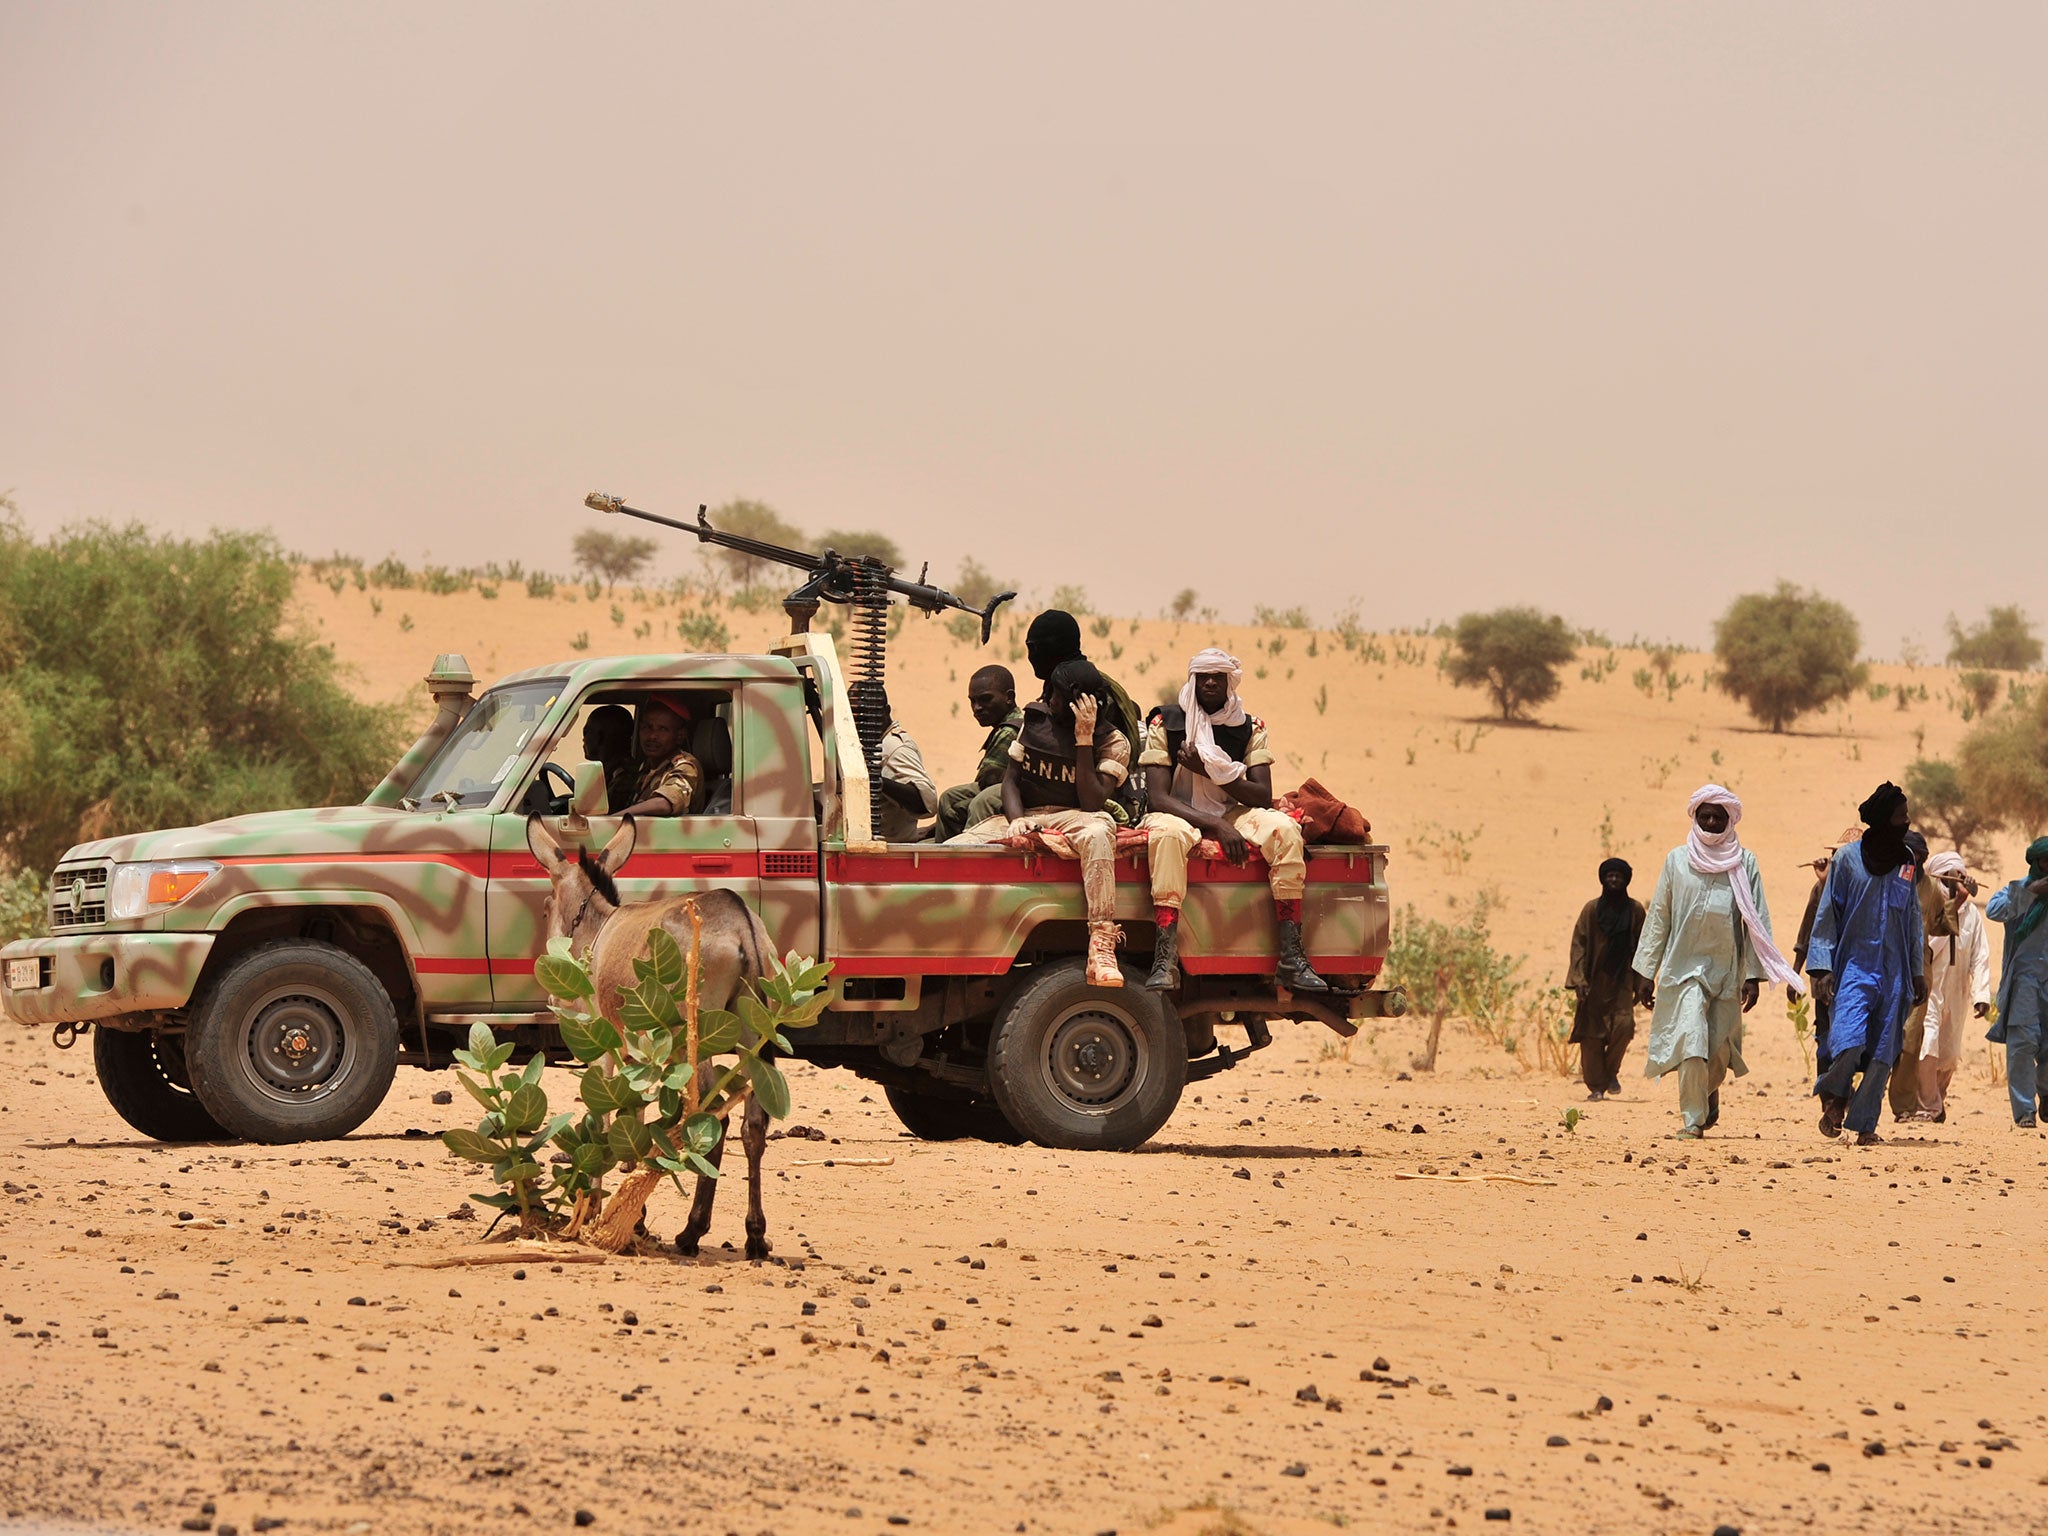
(1013, 703, 1123, 811)
(1157, 705, 1255, 766)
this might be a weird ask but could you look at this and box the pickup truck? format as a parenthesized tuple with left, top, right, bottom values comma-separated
(2, 636, 1395, 1150)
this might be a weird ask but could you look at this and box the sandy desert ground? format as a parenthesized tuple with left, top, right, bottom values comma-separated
(5, 576, 2044, 1535)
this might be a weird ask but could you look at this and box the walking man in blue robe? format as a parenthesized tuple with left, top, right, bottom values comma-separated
(1986, 837, 2048, 1129)
(1808, 782, 1928, 1145)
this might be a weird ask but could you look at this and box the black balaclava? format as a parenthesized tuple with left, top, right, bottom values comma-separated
(1857, 781, 1910, 876)
(1025, 609, 1084, 682)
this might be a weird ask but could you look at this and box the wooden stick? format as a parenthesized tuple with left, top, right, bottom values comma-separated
(784, 1155, 896, 1169)
(685, 899, 703, 1115)
(1392, 1172, 1556, 1187)
(389, 1248, 612, 1269)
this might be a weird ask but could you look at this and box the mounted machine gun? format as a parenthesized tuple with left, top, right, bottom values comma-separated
(583, 492, 1015, 830)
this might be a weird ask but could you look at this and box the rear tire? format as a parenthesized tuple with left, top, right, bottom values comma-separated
(185, 941, 400, 1144)
(986, 959, 1186, 1150)
(883, 1086, 1024, 1144)
(93, 1027, 227, 1142)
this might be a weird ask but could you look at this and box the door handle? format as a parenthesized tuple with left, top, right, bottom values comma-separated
(693, 856, 733, 873)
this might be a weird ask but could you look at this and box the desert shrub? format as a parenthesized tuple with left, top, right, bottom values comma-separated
(1905, 757, 1994, 861)
(443, 932, 828, 1249)
(419, 565, 471, 596)
(1712, 583, 1866, 732)
(1956, 687, 2048, 833)
(676, 612, 732, 652)
(1947, 605, 2041, 672)
(525, 571, 557, 598)
(1252, 604, 1311, 629)
(1958, 670, 2001, 715)
(703, 500, 803, 589)
(945, 612, 980, 645)
(1169, 588, 1199, 622)
(369, 556, 413, 589)
(1385, 894, 1526, 1068)
(0, 867, 45, 944)
(0, 515, 407, 872)
(1445, 607, 1577, 722)
(572, 529, 657, 593)
(1050, 584, 1091, 616)
(952, 558, 1012, 610)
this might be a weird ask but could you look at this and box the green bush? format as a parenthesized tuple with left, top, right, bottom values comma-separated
(1947, 606, 2041, 672)
(1957, 688, 2048, 834)
(572, 529, 658, 592)
(0, 868, 45, 944)
(676, 612, 732, 652)
(443, 933, 828, 1247)
(0, 514, 407, 872)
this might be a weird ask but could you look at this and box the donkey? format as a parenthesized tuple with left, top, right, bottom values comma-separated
(525, 814, 780, 1260)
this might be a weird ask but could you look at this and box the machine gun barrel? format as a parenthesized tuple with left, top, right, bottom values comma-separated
(584, 491, 1015, 643)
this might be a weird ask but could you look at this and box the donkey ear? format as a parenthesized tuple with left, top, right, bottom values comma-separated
(597, 815, 638, 875)
(525, 813, 567, 875)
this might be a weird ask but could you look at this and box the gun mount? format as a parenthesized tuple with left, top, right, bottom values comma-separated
(585, 491, 1015, 833)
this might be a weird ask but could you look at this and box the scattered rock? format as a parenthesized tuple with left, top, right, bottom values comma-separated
(574, 1511, 595, 1527)
(431, 1090, 453, 1105)
(1281, 1462, 1307, 1477)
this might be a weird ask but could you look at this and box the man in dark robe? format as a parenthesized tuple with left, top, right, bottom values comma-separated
(1567, 857, 1645, 1100)
(1809, 782, 1929, 1145)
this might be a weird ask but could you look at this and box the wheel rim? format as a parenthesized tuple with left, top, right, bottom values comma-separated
(235, 982, 357, 1105)
(1040, 1002, 1147, 1113)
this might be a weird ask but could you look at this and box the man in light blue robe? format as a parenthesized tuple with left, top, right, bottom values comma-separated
(1808, 782, 1927, 1144)
(1632, 785, 1801, 1139)
(1985, 836, 2048, 1128)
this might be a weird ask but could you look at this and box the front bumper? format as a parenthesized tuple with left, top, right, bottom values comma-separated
(1, 933, 216, 1024)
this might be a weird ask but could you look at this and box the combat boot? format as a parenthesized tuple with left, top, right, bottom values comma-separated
(1086, 921, 1124, 988)
(1276, 919, 1331, 993)
(1145, 922, 1181, 991)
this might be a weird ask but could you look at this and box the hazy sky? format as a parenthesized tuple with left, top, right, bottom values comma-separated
(3, 3, 2042, 650)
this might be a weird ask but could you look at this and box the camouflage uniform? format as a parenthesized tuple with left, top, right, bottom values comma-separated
(1138, 715, 1305, 905)
(935, 709, 1022, 841)
(874, 722, 939, 843)
(631, 750, 704, 816)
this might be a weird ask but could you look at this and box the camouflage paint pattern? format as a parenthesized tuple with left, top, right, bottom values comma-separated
(2, 643, 1389, 1033)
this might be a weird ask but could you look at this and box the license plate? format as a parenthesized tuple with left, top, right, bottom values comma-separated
(4, 958, 41, 990)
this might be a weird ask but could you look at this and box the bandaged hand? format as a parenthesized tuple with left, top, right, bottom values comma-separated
(1071, 694, 1098, 744)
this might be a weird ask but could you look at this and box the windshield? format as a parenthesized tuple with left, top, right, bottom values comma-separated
(405, 680, 566, 810)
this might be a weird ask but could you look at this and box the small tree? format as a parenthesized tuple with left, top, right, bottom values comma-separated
(0, 514, 405, 872)
(1947, 605, 2042, 671)
(1050, 584, 1091, 616)
(571, 530, 657, 592)
(1169, 588, 1199, 622)
(820, 529, 902, 569)
(705, 500, 804, 589)
(1712, 583, 1866, 732)
(1905, 756, 1994, 862)
(1444, 607, 1577, 722)
(1957, 688, 2048, 833)
(952, 557, 1011, 610)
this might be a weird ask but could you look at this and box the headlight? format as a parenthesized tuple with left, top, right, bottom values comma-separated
(108, 860, 222, 920)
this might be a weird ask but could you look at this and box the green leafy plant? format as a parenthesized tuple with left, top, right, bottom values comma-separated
(443, 930, 829, 1251)
(1560, 1107, 1582, 1134)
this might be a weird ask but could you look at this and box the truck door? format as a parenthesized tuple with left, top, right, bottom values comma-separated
(485, 686, 765, 1012)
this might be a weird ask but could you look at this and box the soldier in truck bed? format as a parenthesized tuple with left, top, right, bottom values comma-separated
(935, 664, 1023, 841)
(948, 656, 1131, 988)
(1140, 647, 1330, 995)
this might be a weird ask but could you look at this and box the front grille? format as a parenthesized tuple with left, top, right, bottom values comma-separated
(48, 863, 110, 930)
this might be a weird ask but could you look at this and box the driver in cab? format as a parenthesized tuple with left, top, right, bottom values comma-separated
(614, 695, 703, 816)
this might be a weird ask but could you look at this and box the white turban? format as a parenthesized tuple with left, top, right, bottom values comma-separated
(1683, 784, 1804, 993)
(1926, 850, 1967, 880)
(1179, 648, 1247, 816)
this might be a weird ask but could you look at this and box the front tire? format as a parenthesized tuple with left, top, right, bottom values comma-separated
(986, 959, 1187, 1150)
(185, 942, 400, 1144)
(883, 1086, 1024, 1144)
(94, 1027, 227, 1142)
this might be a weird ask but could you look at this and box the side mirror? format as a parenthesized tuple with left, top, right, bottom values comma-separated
(569, 761, 610, 818)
